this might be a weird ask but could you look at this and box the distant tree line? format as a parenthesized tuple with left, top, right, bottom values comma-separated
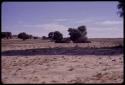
(68, 25, 89, 43)
(2, 2, 122, 41)
(1, 32, 40, 40)
(48, 31, 70, 43)
(48, 25, 91, 43)
(2, 25, 91, 43)
(2, 32, 12, 39)
(17, 32, 41, 40)
(18, 32, 31, 40)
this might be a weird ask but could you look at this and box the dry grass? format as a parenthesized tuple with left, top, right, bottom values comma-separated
(1, 38, 123, 84)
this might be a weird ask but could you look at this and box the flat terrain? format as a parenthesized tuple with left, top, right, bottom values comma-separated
(1, 38, 124, 84)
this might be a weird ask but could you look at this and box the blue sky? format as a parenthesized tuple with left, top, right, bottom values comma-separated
(2, 1, 123, 38)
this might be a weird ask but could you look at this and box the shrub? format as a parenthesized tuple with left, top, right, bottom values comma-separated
(68, 28, 81, 42)
(42, 36, 48, 40)
(18, 32, 30, 40)
(33, 36, 39, 39)
(68, 25, 90, 43)
(48, 32, 54, 39)
(48, 31, 63, 43)
(60, 37, 71, 43)
(2, 32, 12, 39)
(53, 31, 63, 42)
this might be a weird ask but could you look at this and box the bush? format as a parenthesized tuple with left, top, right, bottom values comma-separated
(18, 32, 30, 40)
(68, 25, 90, 43)
(48, 32, 54, 39)
(68, 28, 81, 42)
(60, 37, 71, 43)
(33, 36, 39, 39)
(2, 32, 12, 39)
(78, 25, 86, 33)
(48, 31, 63, 43)
(42, 36, 48, 40)
(53, 31, 63, 42)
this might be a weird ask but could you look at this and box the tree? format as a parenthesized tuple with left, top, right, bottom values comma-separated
(68, 28, 81, 42)
(33, 36, 39, 39)
(68, 25, 89, 43)
(61, 37, 71, 43)
(48, 31, 63, 43)
(117, 1, 124, 17)
(42, 36, 48, 40)
(18, 32, 30, 40)
(53, 31, 63, 43)
(48, 32, 54, 39)
(77, 25, 88, 42)
(2, 32, 12, 39)
(2, 32, 6, 39)
(78, 25, 86, 33)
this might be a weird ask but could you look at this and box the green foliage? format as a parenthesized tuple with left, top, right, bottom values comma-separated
(61, 37, 71, 43)
(48, 32, 54, 39)
(18, 32, 30, 40)
(48, 31, 63, 43)
(42, 36, 48, 40)
(68, 25, 89, 43)
(78, 25, 86, 33)
(53, 31, 63, 42)
(68, 28, 81, 42)
(33, 36, 39, 39)
(2, 32, 12, 39)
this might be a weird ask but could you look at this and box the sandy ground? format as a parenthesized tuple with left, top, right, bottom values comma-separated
(1, 39, 124, 84)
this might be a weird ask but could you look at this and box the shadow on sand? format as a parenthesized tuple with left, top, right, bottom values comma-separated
(2, 46, 123, 56)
